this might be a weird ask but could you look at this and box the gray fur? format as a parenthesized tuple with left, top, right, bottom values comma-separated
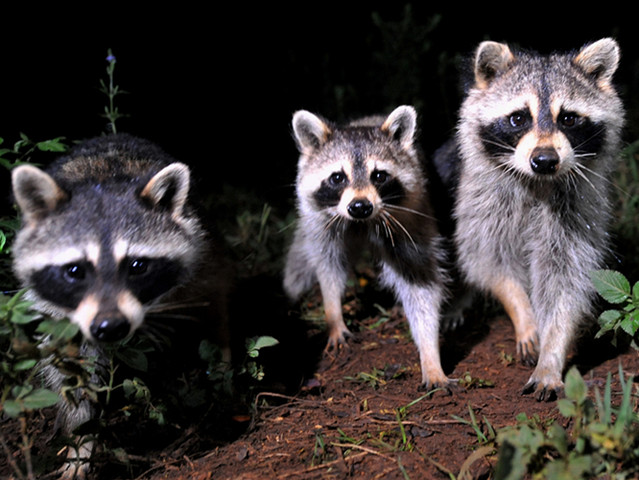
(445, 38, 624, 400)
(284, 106, 451, 390)
(11, 133, 230, 477)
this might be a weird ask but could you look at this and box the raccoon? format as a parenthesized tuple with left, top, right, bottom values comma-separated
(11, 133, 230, 477)
(436, 38, 624, 400)
(283, 105, 451, 391)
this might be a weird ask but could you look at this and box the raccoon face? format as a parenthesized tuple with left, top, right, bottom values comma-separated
(292, 106, 422, 224)
(11, 162, 199, 343)
(464, 38, 622, 180)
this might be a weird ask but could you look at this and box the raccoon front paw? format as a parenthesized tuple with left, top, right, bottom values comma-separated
(521, 377, 564, 402)
(516, 333, 539, 367)
(418, 377, 457, 396)
(59, 439, 93, 479)
(440, 311, 465, 332)
(324, 326, 353, 353)
(59, 459, 90, 480)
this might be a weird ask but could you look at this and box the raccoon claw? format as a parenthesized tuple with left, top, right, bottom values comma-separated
(440, 312, 465, 332)
(324, 329, 353, 354)
(418, 378, 457, 396)
(516, 336, 539, 367)
(521, 380, 563, 402)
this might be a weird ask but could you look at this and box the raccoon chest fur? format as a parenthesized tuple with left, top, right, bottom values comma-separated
(447, 38, 624, 400)
(284, 105, 452, 391)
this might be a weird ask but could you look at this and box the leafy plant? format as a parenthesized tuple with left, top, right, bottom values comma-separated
(591, 269, 639, 349)
(0, 134, 67, 170)
(99, 49, 128, 133)
(199, 335, 279, 392)
(494, 366, 639, 480)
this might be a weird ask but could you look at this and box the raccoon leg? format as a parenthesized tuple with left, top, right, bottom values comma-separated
(490, 276, 539, 366)
(523, 288, 586, 401)
(283, 229, 318, 301)
(316, 265, 350, 351)
(43, 363, 95, 479)
(380, 264, 450, 391)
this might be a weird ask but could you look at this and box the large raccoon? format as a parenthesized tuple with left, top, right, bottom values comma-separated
(435, 38, 625, 400)
(283, 105, 451, 391)
(11, 133, 230, 477)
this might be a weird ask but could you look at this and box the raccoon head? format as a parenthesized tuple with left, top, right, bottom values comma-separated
(461, 38, 623, 180)
(11, 162, 200, 343)
(292, 105, 422, 226)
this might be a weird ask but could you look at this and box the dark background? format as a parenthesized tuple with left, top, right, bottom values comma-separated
(2, 6, 638, 216)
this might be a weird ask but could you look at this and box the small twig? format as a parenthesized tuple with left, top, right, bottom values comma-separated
(331, 442, 397, 463)
(0, 431, 27, 480)
(19, 416, 35, 480)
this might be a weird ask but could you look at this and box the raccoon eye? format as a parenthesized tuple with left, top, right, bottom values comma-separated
(329, 172, 347, 186)
(559, 112, 579, 128)
(64, 263, 86, 282)
(371, 170, 389, 185)
(509, 112, 529, 128)
(127, 258, 149, 276)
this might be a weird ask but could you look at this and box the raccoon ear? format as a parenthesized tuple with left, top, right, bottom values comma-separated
(381, 105, 417, 150)
(474, 41, 515, 89)
(12, 165, 67, 222)
(574, 38, 620, 88)
(292, 110, 332, 153)
(141, 163, 190, 217)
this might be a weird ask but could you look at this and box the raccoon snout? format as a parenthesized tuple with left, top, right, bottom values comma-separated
(530, 148, 559, 174)
(90, 314, 131, 342)
(347, 198, 374, 219)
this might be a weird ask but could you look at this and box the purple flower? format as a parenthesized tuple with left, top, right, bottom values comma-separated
(106, 54, 116, 62)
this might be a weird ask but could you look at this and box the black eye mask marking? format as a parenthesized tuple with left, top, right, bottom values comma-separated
(31, 261, 95, 310)
(480, 109, 533, 158)
(121, 257, 183, 304)
(313, 170, 348, 209)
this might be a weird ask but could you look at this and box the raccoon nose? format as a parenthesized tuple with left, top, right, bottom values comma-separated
(530, 148, 560, 174)
(347, 199, 374, 219)
(90, 315, 131, 342)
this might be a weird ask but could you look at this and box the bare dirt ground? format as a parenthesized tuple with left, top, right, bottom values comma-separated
(142, 280, 639, 480)
(2, 276, 637, 480)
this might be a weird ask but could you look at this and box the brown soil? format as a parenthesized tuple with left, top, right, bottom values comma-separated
(143, 283, 639, 480)
(2, 279, 638, 480)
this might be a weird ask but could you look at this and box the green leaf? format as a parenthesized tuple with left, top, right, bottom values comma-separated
(21, 388, 59, 410)
(3, 400, 22, 418)
(591, 270, 631, 304)
(36, 319, 80, 341)
(116, 348, 148, 372)
(597, 310, 622, 334)
(14, 359, 37, 371)
(253, 336, 279, 351)
(35, 137, 67, 152)
(557, 398, 576, 418)
(619, 315, 639, 336)
(564, 367, 587, 404)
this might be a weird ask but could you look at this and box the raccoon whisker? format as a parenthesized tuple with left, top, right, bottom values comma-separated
(146, 301, 211, 314)
(573, 152, 597, 159)
(382, 203, 436, 221)
(573, 162, 628, 196)
(378, 212, 396, 247)
(480, 137, 516, 153)
(571, 127, 609, 154)
(323, 213, 343, 233)
(381, 210, 418, 252)
(569, 165, 609, 205)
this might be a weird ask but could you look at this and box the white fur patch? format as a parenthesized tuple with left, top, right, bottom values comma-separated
(69, 294, 100, 339)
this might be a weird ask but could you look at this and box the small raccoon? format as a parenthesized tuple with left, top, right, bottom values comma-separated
(284, 105, 451, 391)
(11, 133, 230, 477)
(436, 38, 624, 400)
